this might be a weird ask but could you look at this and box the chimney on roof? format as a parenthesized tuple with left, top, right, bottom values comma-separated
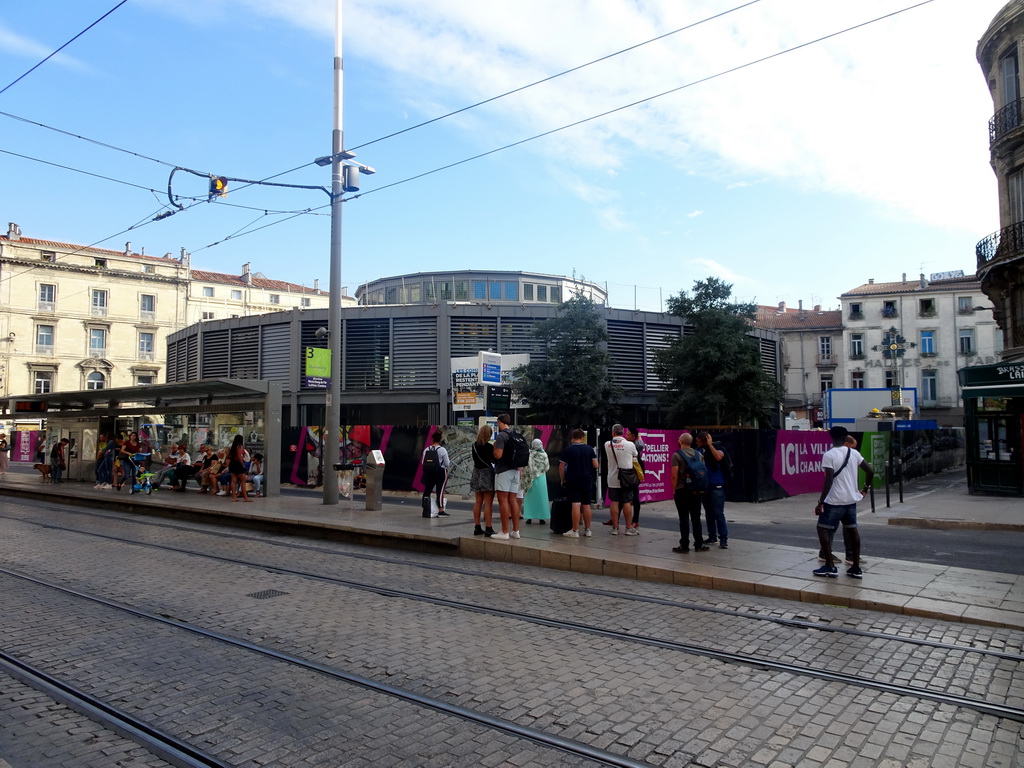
(242, 262, 252, 283)
(778, 301, 786, 311)
(814, 304, 821, 312)
(902, 272, 906, 282)
(798, 300, 804, 311)
(868, 278, 874, 284)
(6, 222, 21, 241)
(180, 247, 190, 271)
(919, 273, 927, 289)
(314, 279, 319, 291)
(124, 242, 131, 255)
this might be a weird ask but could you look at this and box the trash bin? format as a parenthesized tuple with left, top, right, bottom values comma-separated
(363, 450, 386, 511)
(334, 462, 355, 498)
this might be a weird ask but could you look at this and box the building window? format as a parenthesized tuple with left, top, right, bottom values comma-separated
(849, 302, 863, 320)
(385, 286, 398, 304)
(140, 294, 156, 320)
(41, 250, 56, 263)
(142, 264, 155, 274)
(819, 336, 832, 361)
(86, 371, 106, 390)
(202, 286, 214, 298)
(537, 285, 548, 302)
(882, 300, 898, 318)
(301, 297, 311, 307)
(139, 332, 155, 360)
(33, 371, 53, 394)
(958, 296, 974, 314)
(820, 374, 833, 396)
(269, 294, 281, 305)
(504, 282, 518, 301)
(91, 289, 108, 316)
(918, 298, 936, 317)
(94, 258, 107, 269)
(38, 283, 56, 312)
(404, 284, 421, 303)
(851, 371, 865, 389)
(1001, 46, 1020, 110)
(136, 374, 155, 386)
(201, 311, 215, 320)
(850, 334, 864, 358)
(920, 330, 935, 356)
(884, 370, 896, 389)
(550, 286, 562, 303)
(523, 284, 534, 301)
(454, 281, 467, 301)
(473, 281, 487, 300)
(959, 328, 975, 355)
(921, 369, 937, 403)
(35, 324, 54, 355)
(89, 328, 107, 357)
(231, 289, 243, 301)
(489, 281, 502, 300)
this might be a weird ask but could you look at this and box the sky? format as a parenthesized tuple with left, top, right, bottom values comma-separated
(0, 0, 1012, 312)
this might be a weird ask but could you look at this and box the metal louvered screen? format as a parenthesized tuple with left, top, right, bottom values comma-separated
(760, 337, 780, 379)
(260, 324, 292, 384)
(201, 329, 229, 378)
(301, 320, 328, 351)
(450, 318, 497, 357)
(185, 336, 199, 381)
(166, 339, 180, 382)
(392, 317, 437, 388)
(606, 319, 644, 391)
(498, 317, 545, 361)
(230, 328, 259, 379)
(644, 324, 680, 391)
(345, 318, 390, 390)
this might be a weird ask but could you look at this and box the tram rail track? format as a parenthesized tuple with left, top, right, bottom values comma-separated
(1, 512, 1022, 725)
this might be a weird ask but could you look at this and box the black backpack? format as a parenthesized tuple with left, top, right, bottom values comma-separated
(422, 446, 442, 475)
(505, 430, 530, 468)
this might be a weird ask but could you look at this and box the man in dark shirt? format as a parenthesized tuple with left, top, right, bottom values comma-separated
(490, 413, 521, 540)
(558, 429, 598, 537)
(696, 432, 729, 549)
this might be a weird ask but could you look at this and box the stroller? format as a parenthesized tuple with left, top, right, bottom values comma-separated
(123, 452, 155, 495)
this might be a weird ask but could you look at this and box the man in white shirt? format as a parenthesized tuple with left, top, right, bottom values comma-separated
(605, 424, 638, 536)
(813, 426, 874, 579)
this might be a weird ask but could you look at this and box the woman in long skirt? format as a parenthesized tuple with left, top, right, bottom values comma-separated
(521, 439, 550, 525)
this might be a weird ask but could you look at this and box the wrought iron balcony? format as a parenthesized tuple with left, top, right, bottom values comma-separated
(990, 99, 1024, 146)
(976, 220, 1024, 270)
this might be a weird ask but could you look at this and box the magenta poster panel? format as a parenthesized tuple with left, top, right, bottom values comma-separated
(772, 431, 832, 496)
(11, 430, 39, 463)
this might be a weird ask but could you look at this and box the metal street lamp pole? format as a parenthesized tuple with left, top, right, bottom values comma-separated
(324, 0, 344, 505)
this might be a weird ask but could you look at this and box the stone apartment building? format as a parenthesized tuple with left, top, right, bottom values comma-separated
(0, 223, 332, 398)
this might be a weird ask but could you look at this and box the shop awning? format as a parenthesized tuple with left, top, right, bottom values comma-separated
(958, 357, 1024, 399)
(4, 379, 272, 414)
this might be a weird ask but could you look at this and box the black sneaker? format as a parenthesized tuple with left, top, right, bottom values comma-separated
(695, 545, 710, 552)
(473, 525, 484, 536)
(438, 511, 449, 517)
(719, 542, 728, 549)
(705, 537, 717, 545)
(672, 546, 689, 553)
(484, 527, 496, 537)
(847, 566, 863, 579)
(813, 565, 838, 578)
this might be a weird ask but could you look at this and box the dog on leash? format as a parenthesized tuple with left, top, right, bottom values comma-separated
(33, 463, 52, 482)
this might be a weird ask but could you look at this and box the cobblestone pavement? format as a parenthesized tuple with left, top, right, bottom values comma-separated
(1, 499, 1022, 768)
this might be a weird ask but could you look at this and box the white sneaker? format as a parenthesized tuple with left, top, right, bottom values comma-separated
(510, 530, 521, 539)
(624, 528, 639, 536)
(216, 491, 228, 496)
(609, 527, 618, 535)
(563, 530, 579, 538)
(93, 484, 102, 489)
(584, 529, 592, 537)
(491, 532, 510, 540)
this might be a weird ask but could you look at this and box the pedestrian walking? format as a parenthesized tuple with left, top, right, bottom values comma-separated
(813, 426, 873, 578)
(470, 425, 496, 536)
(604, 424, 638, 535)
(558, 428, 598, 537)
(521, 439, 550, 525)
(671, 433, 709, 553)
(696, 431, 730, 549)
(420, 430, 450, 517)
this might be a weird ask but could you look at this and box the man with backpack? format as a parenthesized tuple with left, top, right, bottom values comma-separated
(696, 432, 730, 549)
(671, 432, 710, 553)
(491, 413, 528, 540)
(421, 431, 450, 518)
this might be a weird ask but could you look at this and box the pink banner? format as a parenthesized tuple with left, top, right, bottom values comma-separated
(772, 431, 832, 496)
(11, 430, 39, 463)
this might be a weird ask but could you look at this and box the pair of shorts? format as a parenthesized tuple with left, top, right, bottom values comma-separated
(565, 485, 593, 505)
(817, 503, 858, 531)
(607, 487, 630, 503)
(494, 468, 520, 494)
(470, 466, 494, 493)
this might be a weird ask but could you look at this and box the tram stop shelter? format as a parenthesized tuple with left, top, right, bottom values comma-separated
(958, 358, 1024, 496)
(2, 379, 282, 497)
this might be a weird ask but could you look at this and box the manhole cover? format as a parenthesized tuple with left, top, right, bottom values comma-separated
(247, 589, 289, 600)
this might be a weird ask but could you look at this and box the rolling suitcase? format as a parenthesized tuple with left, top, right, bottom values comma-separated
(549, 497, 573, 534)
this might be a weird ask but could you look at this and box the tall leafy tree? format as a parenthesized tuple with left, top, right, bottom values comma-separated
(656, 277, 783, 426)
(513, 293, 623, 425)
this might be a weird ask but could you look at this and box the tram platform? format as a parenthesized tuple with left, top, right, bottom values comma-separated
(2, 466, 1022, 631)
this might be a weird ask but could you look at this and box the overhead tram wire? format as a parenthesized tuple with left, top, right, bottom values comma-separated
(0, 0, 130, 97)
(346, 0, 938, 201)
(186, 0, 938, 253)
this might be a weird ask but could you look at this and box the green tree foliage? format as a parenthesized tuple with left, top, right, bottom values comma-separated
(656, 277, 783, 426)
(513, 293, 623, 425)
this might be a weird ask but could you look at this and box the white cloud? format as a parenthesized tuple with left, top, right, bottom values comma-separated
(0, 24, 89, 71)
(686, 209, 703, 218)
